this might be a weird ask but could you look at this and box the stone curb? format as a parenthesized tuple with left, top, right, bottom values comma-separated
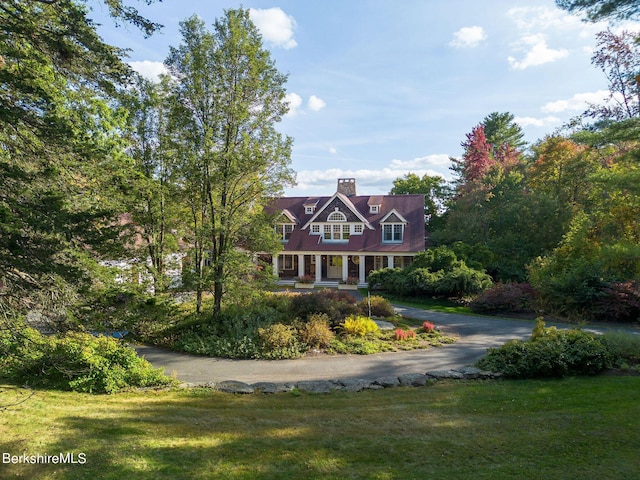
(179, 367, 503, 394)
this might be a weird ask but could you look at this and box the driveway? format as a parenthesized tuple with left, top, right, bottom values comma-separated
(135, 306, 638, 384)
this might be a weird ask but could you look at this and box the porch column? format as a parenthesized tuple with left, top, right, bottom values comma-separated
(387, 255, 395, 269)
(315, 254, 322, 283)
(297, 254, 305, 279)
(358, 255, 366, 285)
(341, 255, 349, 282)
(272, 254, 279, 278)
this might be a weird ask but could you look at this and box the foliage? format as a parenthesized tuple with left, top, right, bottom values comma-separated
(422, 321, 435, 333)
(588, 29, 640, 120)
(340, 315, 379, 337)
(369, 247, 493, 297)
(556, 0, 640, 23)
(390, 173, 450, 231)
(359, 295, 396, 318)
(482, 112, 527, 150)
(289, 290, 359, 327)
(257, 323, 305, 359)
(394, 328, 416, 341)
(601, 331, 640, 362)
(164, 10, 295, 317)
(477, 319, 615, 378)
(470, 283, 536, 314)
(0, 325, 173, 393)
(296, 313, 335, 349)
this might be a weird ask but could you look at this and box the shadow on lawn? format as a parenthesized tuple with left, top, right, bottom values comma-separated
(3, 377, 640, 479)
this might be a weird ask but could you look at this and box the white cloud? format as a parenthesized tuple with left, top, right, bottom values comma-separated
(513, 116, 561, 127)
(329, 147, 337, 155)
(541, 90, 610, 113)
(508, 34, 568, 70)
(249, 8, 297, 49)
(449, 26, 487, 48)
(308, 95, 327, 111)
(290, 154, 453, 195)
(284, 92, 303, 116)
(129, 60, 168, 82)
(390, 154, 451, 169)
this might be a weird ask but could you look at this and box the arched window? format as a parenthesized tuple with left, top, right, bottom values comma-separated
(327, 211, 347, 222)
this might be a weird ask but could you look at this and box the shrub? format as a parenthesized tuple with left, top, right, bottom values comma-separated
(592, 281, 640, 323)
(477, 320, 614, 378)
(359, 295, 395, 318)
(340, 315, 379, 337)
(422, 321, 435, 333)
(289, 290, 358, 327)
(394, 328, 416, 341)
(601, 331, 640, 362)
(297, 314, 335, 349)
(470, 282, 536, 314)
(257, 323, 305, 359)
(0, 327, 174, 394)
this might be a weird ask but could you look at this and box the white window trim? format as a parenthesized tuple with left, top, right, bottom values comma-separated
(382, 223, 404, 243)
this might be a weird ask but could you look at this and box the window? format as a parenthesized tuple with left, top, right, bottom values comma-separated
(282, 255, 294, 270)
(370, 205, 380, 214)
(382, 223, 403, 243)
(305, 206, 315, 214)
(311, 224, 320, 234)
(353, 224, 363, 234)
(327, 211, 347, 222)
(323, 224, 349, 241)
(275, 224, 294, 242)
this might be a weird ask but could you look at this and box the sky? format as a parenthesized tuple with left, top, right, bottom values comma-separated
(91, 0, 640, 196)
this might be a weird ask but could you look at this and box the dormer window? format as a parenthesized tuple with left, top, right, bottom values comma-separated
(275, 223, 294, 242)
(369, 205, 380, 214)
(382, 224, 404, 243)
(305, 206, 315, 214)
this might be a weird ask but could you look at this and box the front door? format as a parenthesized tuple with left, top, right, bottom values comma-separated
(327, 255, 342, 279)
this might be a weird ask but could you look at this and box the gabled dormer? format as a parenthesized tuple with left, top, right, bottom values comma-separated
(380, 209, 408, 243)
(275, 209, 298, 242)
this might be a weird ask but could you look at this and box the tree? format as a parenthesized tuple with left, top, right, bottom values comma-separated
(165, 10, 295, 318)
(120, 74, 182, 294)
(0, 1, 159, 312)
(482, 112, 527, 151)
(389, 173, 449, 232)
(556, 0, 640, 22)
(588, 30, 640, 120)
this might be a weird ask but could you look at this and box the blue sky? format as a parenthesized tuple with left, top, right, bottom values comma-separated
(91, 0, 640, 196)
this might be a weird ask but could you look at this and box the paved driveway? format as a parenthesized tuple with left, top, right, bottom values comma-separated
(135, 306, 638, 384)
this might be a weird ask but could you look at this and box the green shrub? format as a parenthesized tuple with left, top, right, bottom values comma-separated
(601, 331, 640, 362)
(477, 320, 614, 378)
(340, 315, 379, 337)
(359, 295, 395, 318)
(257, 323, 305, 359)
(0, 327, 174, 394)
(297, 314, 335, 349)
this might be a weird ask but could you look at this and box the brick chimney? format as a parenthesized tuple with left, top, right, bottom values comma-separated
(337, 178, 356, 196)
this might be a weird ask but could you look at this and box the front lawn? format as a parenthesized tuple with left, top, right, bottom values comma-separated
(1, 376, 639, 479)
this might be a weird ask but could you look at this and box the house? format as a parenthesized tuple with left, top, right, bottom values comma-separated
(264, 178, 425, 287)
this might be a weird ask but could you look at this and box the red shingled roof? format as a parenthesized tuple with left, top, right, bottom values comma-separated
(266, 193, 425, 253)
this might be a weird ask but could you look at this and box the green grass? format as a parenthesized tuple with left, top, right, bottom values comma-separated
(381, 294, 474, 315)
(2, 376, 639, 479)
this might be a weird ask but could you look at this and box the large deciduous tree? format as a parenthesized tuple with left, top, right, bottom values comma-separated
(165, 10, 295, 318)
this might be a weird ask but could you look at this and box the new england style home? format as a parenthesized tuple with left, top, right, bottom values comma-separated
(263, 178, 426, 287)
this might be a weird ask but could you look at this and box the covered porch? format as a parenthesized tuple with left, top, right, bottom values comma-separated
(267, 253, 414, 287)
